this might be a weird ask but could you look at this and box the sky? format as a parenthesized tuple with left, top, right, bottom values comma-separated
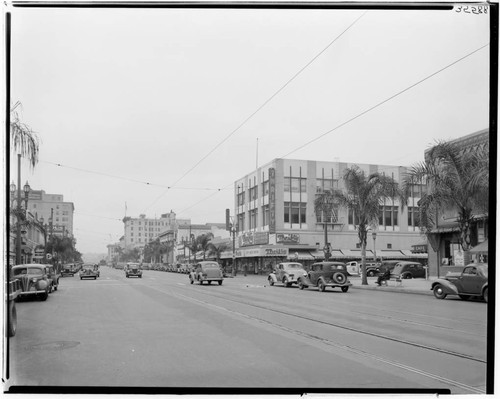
(6, 2, 491, 255)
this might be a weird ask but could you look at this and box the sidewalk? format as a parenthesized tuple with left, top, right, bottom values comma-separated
(230, 273, 437, 296)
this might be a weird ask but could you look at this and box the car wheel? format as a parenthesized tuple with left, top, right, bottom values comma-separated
(483, 287, 488, 303)
(94, 277, 97, 280)
(54, 284, 58, 291)
(459, 295, 471, 301)
(268, 277, 274, 286)
(403, 273, 413, 279)
(333, 272, 347, 284)
(298, 279, 305, 290)
(218, 280, 223, 285)
(190, 277, 194, 284)
(367, 270, 376, 277)
(318, 280, 326, 292)
(341, 286, 349, 293)
(283, 277, 291, 287)
(208, 281, 212, 285)
(8, 301, 17, 337)
(433, 284, 447, 299)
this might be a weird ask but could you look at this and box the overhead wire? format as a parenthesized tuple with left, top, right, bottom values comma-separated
(176, 43, 490, 217)
(144, 11, 368, 212)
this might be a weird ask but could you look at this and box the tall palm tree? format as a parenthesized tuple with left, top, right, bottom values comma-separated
(10, 102, 40, 168)
(331, 166, 399, 285)
(402, 140, 489, 262)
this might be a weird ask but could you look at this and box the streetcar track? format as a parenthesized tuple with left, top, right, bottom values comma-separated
(147, 284, 485, 394)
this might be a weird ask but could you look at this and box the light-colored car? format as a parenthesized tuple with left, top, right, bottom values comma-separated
(125, 262, 142, 278)
(189, 261, 224, 285)
(268, 262, 307, 287)
(10, 264, 51, 301)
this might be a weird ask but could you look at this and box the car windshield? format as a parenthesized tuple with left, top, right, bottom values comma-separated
(13, 267, 43, 276)
(202, 263, 220, 269)
(285, 264, 303, 269)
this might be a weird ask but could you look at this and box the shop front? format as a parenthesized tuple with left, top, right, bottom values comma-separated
(220, 246, 290, 275)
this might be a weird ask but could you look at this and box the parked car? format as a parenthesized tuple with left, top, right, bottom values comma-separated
(346, 261, 380, 277)
(8, 278, 21, 336)
(80, 265, 99, 280)
(125, 262, 143, 278)
(432, 263, 488, 302)
(10, 264, 51, 301)
(390, 261, 425, 279)
(268, 262, 307, 287)
(46, 265, 61, 292)
(297, 262, 352, 292)
(189, 261, 224, 285)
(61, 264, 76, 277)
(378, 260, 400, 274)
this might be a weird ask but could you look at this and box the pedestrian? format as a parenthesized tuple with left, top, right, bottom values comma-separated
(376, 268, 391, 286)
(243, 262, 247, 276)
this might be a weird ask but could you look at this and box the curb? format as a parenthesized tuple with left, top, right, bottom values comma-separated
(350, 284, 433, 296)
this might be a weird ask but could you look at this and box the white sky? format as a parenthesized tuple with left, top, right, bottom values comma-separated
(7, 3, 491, 254)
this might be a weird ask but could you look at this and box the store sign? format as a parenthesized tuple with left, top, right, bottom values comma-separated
(276, 233, 300, 244)
(240, 231, 269, 247)
(269, 168, 276, 234)
(234, 247, 289, 257)
(264, 248, 288, 256)
(454, 250, 465, 266)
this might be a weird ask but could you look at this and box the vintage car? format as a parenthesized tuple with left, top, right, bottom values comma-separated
(125, 262, 143, 278)
(46, 265, 61, 292)
(391, 261, 425, 279)
(189, 261, 224, 285)
(80, 264, 99, 280)
(346, 261, 380, 277)
(297, 262, 352, 292)
(432, 263, 488, 302)
(268, 262, 307, 287)
(10, 264, 51, 301)
(8, 278, 21, 336)
(61, 263, 76, 277)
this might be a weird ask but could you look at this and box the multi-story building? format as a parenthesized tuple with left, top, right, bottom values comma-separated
(229, 158, 426, 274)
(26, 190, 75, 238)
(122, 211, 190, 249)
(424, 128, 489, 277)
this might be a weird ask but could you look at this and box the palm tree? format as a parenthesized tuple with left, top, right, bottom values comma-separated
(197, 233, 214, 261)
(208, 242, 229, 264)
(314, 189, 341, 261)
(330, 166, 400, 285)
(402, 140, 489, 264)
(10, 102, 40, 168)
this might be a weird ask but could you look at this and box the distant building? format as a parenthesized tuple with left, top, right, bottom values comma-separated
(25, 190, 75, 238)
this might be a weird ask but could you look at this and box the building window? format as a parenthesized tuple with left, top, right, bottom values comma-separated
(317, 207, 338, 224)
(316, 178, 338, 193)
(262, 205, 269, 226)
(379, 206, 398, 227)
(237, 213, 245, 232)
(249, 209, 258, 229)
(348, 209, 360, 226)
(249, 185, 258, 201)
(408, 206, 420, 228)
(285, 177, 306, 193)
(237, 191, 245, 206)
(262, 180, 269, 197)
(284, 202, 306, 224)
(387, 243, 392, 249)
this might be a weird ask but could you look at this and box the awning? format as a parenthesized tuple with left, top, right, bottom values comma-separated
(430, 226, 460, 233)
(470, 240, 488, 254)
(378, 250, 405, 258)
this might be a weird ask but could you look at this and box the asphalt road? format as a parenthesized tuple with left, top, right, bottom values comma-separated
(6, 266, 488, 394)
